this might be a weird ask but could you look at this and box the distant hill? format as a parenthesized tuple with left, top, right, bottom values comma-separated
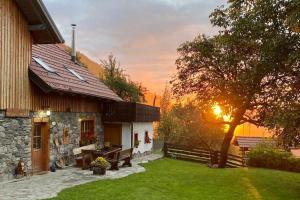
(58, 44, 161, 107)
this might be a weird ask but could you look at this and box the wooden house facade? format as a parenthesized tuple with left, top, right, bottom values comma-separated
(0, 0, 159, 181)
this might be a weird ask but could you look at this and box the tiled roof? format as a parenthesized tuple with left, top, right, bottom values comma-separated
(29, 44, 122, 101)
(233, 136, 275, 148)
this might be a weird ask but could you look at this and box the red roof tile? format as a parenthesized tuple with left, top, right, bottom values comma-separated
(29, 44, 122, 101)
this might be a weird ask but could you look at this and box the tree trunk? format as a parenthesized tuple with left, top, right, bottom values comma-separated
(218, 123, 238, 168)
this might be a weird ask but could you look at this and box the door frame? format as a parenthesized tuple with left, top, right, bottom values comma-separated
(31, 117, 50, 174)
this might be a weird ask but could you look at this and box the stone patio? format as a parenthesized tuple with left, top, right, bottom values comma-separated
(0, 154, 162, 200)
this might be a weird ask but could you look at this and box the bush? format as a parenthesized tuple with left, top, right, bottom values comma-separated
(247, 143, 300, 173)
(91, 157, 109, 169)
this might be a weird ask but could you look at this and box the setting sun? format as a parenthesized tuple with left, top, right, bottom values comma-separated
(213, 104, 222, 117)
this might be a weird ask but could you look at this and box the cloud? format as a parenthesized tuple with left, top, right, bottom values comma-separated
(44, 0, 225, 94)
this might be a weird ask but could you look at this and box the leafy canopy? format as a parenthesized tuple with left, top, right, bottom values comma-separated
(172, 0, 300, 166)
(158, 100, 224, 150)
(172, 0, 300, 127)
(101, 54, 147, 103)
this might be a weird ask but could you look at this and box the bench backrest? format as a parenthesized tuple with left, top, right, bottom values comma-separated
(73, 144, 96, 156)
(119, 148, 133, 160)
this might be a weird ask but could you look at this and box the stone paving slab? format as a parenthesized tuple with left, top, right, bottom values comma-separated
(0, 154, 162, 200)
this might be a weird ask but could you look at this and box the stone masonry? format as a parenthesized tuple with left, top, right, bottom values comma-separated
(0, 111, 103, 181)
(46, 112, 103, 166)
(0, 111, 32, 181)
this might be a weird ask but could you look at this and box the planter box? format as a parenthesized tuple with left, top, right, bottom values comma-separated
(93, 167, 106, 175)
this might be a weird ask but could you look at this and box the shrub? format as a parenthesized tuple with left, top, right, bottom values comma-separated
(91, 157, 109, 169)
(247, 143, 300, 173)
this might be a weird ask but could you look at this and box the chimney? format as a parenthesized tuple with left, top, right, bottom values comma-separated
(71, 24, 77, 62)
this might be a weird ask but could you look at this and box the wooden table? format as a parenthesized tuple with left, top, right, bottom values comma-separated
(82, 147, 121, 169)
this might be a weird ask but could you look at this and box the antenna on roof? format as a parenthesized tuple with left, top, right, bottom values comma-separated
(71, 24, 77, 62)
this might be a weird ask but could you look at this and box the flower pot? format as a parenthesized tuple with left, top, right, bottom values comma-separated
(93, 167, 106, 175)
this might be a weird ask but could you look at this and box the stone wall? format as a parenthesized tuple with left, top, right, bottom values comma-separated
(0, 111, 103, 181)
(0, 111, 31, 181)
(45, 112, 103, 166)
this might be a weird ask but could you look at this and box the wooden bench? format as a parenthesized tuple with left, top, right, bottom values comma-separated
(72, 144, 96, 168)
(109, 148, 133, 170)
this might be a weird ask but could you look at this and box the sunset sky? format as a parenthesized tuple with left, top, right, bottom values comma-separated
(44, 0, 225, 94)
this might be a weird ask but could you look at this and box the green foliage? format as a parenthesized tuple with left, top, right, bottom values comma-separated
(286, 0, 300, 32)
(248, 143, 300, 173)
(172, 0, 300, 166)
(100, 54, 147, 102)
(264, 107, 300, 149)
(158, 100, 224, 150)
(91, 157, 109, 169)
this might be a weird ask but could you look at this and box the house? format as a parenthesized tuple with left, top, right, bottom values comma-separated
(0, 0, 159, 181)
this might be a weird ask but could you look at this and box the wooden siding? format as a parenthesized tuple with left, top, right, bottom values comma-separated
(0, 0, 32, 110)
(30, 84, 101, 113)
(103, 102, 160, 122)
(0, 1, 101, 114)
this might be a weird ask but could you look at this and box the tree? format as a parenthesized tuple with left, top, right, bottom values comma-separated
(172, 0, 300, 167)
(100, 54, 147, 102)
(263, 91, 300, 149)
(157, 100, 224, 151)
(160, 84, 172, 116)
(286, 0, 300, 32)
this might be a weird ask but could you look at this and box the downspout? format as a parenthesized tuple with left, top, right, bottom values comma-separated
(131, 122, 133, 148)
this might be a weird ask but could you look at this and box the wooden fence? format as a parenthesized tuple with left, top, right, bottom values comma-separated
(164, 143, 246, 168)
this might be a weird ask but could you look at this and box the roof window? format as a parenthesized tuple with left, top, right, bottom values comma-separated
(65, 66, 86, 81)
(33, 57, 56, 73)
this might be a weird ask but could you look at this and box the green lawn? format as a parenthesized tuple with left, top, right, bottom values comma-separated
(49, 158, 300, 200)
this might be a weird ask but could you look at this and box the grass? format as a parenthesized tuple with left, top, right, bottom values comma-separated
(48, 158, 300, 200)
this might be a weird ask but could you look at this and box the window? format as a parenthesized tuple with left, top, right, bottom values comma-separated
(33, 123, 42, 149)
(33, 57, 56, 73)
(63, 128, 69, 144)
(144, 131, 151, 144)
(65, 66, 86, 81)
(80, 120, 95, 146)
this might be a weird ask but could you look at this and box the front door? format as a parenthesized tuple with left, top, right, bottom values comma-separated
(104, 124, 122, 146)
(32, 121, 49, 174)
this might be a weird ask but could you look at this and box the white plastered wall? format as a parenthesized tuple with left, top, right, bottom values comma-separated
(121, 122, 153, 154)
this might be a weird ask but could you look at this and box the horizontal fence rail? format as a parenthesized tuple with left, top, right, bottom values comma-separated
(164, 143, 245, 168)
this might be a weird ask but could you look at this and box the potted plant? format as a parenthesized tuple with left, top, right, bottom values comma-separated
(91, 157, 109, 175)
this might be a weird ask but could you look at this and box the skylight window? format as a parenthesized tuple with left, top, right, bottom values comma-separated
(33, 57, 56, 73)
(65, 66, 86, 81)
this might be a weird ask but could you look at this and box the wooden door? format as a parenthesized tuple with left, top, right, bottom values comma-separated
(32, 122, 49, 174)
(104, 124, 122, 146)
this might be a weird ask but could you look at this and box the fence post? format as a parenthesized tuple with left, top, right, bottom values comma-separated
(163, 142, 168, 157)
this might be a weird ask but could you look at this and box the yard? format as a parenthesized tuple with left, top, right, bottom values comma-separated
(48, 158, 300, 200)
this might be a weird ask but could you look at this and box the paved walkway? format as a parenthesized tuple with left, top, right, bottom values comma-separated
(0, 154, 162, 200)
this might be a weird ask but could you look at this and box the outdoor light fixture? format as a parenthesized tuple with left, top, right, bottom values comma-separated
(46, 110, 51, 116)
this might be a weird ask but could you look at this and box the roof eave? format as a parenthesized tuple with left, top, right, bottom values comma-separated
(36, 0, 64, 43)
(29, 69, 123, 102)
(15, 0, 64, 44)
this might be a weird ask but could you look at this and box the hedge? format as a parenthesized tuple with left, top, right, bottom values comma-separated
(247, 144, 300, 173)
